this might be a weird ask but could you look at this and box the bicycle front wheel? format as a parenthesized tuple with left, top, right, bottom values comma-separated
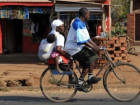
(40, 67, 78, 102)
(104, 63, 140, 102)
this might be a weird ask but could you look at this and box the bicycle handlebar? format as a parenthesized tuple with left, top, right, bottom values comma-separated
(100, 46, 107, 51)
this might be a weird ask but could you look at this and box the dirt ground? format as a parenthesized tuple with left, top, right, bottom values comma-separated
(0, 54, 140, 90)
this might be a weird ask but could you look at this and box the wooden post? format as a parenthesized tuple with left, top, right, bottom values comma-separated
(57, 12, 60, 19)
(102, 6, 106, 32)
(130, 0, 133, 13)
(0, 19, 2, 54)
(109, 0, 111, 38)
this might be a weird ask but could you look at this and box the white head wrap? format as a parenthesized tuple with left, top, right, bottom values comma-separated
(49, 19, 64, 35)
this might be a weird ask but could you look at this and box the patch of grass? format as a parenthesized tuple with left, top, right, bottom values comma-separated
(0, 87, 9, 92)
(48, 78, 56, 84)
(48, 78, 66, 85)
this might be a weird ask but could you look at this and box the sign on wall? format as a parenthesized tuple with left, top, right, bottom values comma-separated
(23, 20, 32, 36)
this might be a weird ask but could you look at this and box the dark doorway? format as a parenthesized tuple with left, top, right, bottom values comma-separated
(135, 14, 140, 41)
(14, 19, 23, 53)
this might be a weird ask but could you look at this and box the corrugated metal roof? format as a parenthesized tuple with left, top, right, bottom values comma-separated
(0, 0, 107, 2)
(56, 0, 107, 1)
(0, 0, 52, 2)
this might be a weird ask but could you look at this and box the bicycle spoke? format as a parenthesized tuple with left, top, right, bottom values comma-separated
(104, 63, 140, 102)
(40, 68, 78, 102)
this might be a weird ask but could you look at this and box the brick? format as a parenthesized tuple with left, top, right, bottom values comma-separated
(114, 60, 119, 62)
(109, 37, 118, 41)
(119, 60, 128, 63)
(107, 44, 114, 48)
(100, 60, 108, 64)
(114, 44, 121, 47)
(116, 40, 120, 44)
(121, 54, 127, 57)
(107, 40, 115, 44)
(121, 43, 127, 47)
(109, 54, 114, 58)
(119, 40, 126, 43)
(122, 56, 128, 60)
(115, 54, 120, 57)
(107, 48, 115, 51)
(114, 51, 121, 54)
(121, 50, 127, 53)
(119, 37, 126, 40)
(120, 47, 126, 50)
(114, 57, 122, 60)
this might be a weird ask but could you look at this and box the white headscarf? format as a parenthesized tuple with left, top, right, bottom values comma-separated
(49, 19, 64, 35)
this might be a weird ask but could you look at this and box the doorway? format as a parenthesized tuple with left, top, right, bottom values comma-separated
(2, 19, 23, 53)
(14, 19, 23, 53)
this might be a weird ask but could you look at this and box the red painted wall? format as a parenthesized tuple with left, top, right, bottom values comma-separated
(0, 20, 2, 54)
(23, 36, 39, 53)
(0, 2, 54, 6)
(98, 0, 110, 4)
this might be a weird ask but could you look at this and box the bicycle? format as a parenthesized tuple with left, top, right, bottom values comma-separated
(40, 46, 140, 102)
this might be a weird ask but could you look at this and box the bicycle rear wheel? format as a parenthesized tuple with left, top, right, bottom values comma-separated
(40, 67, 78, 102)
(104, 63, 140, 102)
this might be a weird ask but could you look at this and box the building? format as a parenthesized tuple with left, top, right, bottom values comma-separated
(127, 0, 140, 45)
(0, 0, 111, 54)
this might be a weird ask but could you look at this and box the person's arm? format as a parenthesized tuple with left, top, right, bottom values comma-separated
(56, 46, 70, 58)
(85, 40, 100, 52)
(88, 39, 98, 46)
(55, 35, 70, 58)
(56, 46, 65, 56)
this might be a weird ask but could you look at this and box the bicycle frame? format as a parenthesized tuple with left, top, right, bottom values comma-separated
(46, 47, 125, 87)
(73, 49, 125, 84)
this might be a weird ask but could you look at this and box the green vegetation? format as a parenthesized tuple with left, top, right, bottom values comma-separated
(111, 0, 130, 20)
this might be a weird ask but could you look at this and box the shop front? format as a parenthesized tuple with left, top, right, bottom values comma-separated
(55, 0, 111, 38)
(0, 0, 111, 54)
(0, 0, 54, 54)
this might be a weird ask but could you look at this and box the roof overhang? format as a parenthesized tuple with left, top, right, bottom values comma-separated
(133, 9, 140, 13)
(55, 0, 111, 6)
(0, 0, 52, 2)
(0, 0, 54, 6)
(55, 4, 103, 12)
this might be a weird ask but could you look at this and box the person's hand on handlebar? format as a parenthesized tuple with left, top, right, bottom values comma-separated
(93, 46, 101, 52)
(99, 46, 107, 51)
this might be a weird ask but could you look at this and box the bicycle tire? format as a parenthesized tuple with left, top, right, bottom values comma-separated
(40, 67, 78, 102)
(104, 63, 140, 102)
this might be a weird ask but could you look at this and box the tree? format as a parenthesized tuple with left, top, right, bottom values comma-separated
(111, 0, 130, 20)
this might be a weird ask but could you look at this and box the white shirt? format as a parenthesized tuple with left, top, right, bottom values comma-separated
(65, 18, 90, 56)
(38, 39, 52, 60)
(31, 22, 35, 34)
(54, 32, 65, 51)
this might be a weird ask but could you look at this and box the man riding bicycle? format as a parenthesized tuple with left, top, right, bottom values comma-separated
(65, 7, 102, 85)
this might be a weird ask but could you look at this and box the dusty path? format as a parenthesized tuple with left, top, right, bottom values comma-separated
(0, 54, 140, 89)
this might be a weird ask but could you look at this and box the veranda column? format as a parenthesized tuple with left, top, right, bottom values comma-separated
(0, 19, 2, 54)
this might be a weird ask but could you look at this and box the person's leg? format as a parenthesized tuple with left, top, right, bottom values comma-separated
(55, 56, 63, 73)
(68, 59, 76, 84)
(78, 68, 89, 85)
(88, 62, 96, 79)
(76, 47, 101, 84)
(87, 62, 101, 84)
